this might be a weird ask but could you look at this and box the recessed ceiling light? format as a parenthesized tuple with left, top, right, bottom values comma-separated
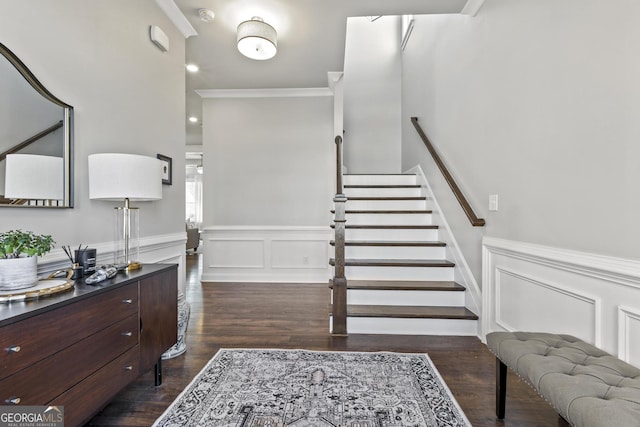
(186, 63, 199, 72)
(188, 117, 198, 123)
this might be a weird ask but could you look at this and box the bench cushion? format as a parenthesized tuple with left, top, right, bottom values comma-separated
(487, 331, 640, 427)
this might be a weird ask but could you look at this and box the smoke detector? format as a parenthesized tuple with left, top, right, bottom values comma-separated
(199, 9, 215, 23)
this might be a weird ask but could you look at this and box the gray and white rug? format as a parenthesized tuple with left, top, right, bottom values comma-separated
(153, 349, 471, 427)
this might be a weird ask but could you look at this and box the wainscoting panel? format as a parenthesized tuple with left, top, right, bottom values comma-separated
(271, 240, 328, 269)
(209, 239, 264, 268)
(618, 306, 640, 366)
(201, 226, 331, 283)
(495, 267, 598, 342)
(483, 237, 640, 358)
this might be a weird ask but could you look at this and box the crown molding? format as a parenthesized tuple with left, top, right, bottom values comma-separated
(196, 88, 333, 99)
(461, 0, 485, 16)
(154, 0, 197, 38)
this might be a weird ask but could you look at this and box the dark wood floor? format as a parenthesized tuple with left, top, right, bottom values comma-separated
(87, 254, 569, 426)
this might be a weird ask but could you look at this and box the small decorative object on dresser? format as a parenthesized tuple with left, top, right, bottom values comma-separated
(0, 230, 54, 290)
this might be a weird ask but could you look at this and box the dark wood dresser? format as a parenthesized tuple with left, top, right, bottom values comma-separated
(0, 263, 178, 427)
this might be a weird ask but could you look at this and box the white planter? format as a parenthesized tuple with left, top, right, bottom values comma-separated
(0, 256, 38, 290)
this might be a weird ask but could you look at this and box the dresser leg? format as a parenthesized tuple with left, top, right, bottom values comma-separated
(155, 357, 162, 386)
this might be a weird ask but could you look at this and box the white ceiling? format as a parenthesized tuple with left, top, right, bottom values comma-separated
(172, 0, 470, 145)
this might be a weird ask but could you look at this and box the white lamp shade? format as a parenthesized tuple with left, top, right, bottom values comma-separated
(88, 153, 162, 201)
(237, 17, 277, 60)
(4, 154, 64, 200)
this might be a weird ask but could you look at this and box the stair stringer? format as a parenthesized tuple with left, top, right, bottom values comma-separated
(406, 164, 482, 333)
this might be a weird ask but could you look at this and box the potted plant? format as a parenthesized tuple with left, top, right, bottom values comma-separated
(0, 230, 55, 290)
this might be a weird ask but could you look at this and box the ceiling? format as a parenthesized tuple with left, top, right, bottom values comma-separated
(172, 0, 470, 146)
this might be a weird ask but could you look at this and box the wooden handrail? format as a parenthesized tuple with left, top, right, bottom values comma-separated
(411, 117, 485, 227)
(0, 120, 63, 162)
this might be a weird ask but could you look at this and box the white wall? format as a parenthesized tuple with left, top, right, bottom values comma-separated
(343, 16, 402, 173)
(402, 0, 640, 282)
(0, 1, 187, 285)
(200, 93, 334, 282)
(202, 95, 334, 226)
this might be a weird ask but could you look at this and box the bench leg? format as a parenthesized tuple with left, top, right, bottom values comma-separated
(496, 358, 507, 419)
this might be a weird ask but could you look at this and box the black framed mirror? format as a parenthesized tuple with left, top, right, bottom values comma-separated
(0, 42, 73, 208)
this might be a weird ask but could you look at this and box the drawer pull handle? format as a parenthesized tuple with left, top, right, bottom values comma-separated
(122, 299, 133, 304)
(124, 366, 133, 371)
(6, 397, 21, 405)
(6, 345, 21, 354)
(121, 332, 133, 337)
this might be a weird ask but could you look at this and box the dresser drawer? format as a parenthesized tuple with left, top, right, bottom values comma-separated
(50, 345, 140, 427)
(0, 313, 138, 406)
(0, 284, 138, 380)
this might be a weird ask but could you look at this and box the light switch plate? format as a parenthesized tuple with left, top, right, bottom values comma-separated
(489, 194, 498, 211)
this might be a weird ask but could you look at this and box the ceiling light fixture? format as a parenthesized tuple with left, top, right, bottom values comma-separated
(237, 16, 277, 60)
(189, 117, 198, 123)
(186, 63, 199, 72)
(198, 9, 215, 23)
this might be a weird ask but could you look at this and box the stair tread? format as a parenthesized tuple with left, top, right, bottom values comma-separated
(344, 174, 416, 176)
(330, 240, 446, 247)
(329, 279, 465, 291)
(345, 185, 421, 189)
(331, 210, 433, 214)
(331, 224, 438, 229)
(331, 304, 478, 320)
(347, 196, 426, 200)
(330, 258, 455, 267)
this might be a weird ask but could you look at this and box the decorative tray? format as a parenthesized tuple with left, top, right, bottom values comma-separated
(0, 279, 74, 303)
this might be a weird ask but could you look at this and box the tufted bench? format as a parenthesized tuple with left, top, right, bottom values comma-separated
(486, 331, 640, 427)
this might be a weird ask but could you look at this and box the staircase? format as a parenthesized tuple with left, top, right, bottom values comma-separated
(329, 173, 478, 335)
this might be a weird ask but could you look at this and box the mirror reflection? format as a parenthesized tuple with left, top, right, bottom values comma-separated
(0, 42, 73, 208)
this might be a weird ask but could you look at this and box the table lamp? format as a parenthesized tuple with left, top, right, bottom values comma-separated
(4, 154, 63, 206)
(88, 153, 162, 270)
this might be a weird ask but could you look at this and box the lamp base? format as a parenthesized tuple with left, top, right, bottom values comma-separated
(126, 261, 143, 271)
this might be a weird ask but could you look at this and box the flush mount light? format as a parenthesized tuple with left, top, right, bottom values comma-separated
(186, 63, 199, 72)
(188, 117, 198, 123)
(237, 16, 277, 60)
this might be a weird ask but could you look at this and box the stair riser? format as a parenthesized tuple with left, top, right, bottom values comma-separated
(345, 188, 421, 198)
(347, 200, 426, 210)
(344, 266, 454, 281)
(340, 289, 465, 306)
(333, 245, 446, 259)
(330, 316, 477, 336)
(345, 228, 439, 241)
(344, 175, 416, 186)
(344, 213, 432, 225)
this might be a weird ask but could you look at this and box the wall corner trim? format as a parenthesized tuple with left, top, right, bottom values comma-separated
(196, 88, 334, 99)
(461, 0, 485, 16)
(154, 0, 198, 38)
(327, 72, 344, 92)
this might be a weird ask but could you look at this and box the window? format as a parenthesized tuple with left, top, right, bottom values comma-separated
(185, 164, 202, 229)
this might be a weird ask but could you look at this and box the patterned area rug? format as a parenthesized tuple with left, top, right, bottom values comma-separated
(153, 349, 471, 427)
